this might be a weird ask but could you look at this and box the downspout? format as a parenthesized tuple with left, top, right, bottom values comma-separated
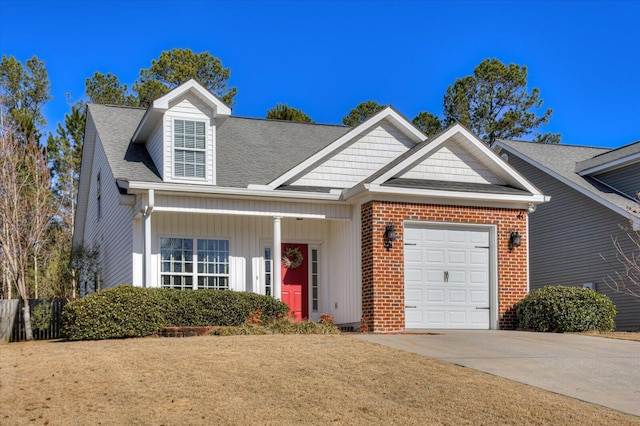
(143, 189, 154, 287)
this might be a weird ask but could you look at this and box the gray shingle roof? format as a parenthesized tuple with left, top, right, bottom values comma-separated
(382, 178, 530, 195)
(88, 104, 350, 187)
(88, 104, 161, 182)
(575, 140, 640, 173)
(497, 139, 640, 218)
(216, 117, 350, 187)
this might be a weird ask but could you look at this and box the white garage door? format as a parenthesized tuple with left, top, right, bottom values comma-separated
(404, 225, 490, 329)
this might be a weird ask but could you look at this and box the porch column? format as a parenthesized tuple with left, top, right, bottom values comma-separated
(143, 213, 151, 287)
(273, 216, 282, 300)
(143, 189, 154, 287)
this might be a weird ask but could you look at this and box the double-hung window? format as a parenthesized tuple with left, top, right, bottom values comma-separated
(174, 119, 206, 179)
(161, 238, 229, 290)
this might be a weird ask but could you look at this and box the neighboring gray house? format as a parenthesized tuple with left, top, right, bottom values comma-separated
(493, 140, 640, 330)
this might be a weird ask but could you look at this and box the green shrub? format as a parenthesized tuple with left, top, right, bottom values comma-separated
(61, 285, 164, 340)
(516, 286, 616, 332)
(61, 285, 290, 340)
(158, 290, 289, 327)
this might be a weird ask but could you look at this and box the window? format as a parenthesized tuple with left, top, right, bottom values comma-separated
(174, 119, 206, 179)
(311, 249, 319, 312)
(264, 247, 272, 296)
(197, 239, 229, 289)
(96, 171, 101, 219)
(160, 238, 228, 290)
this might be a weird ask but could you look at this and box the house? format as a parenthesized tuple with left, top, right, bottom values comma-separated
(493, 139, 640, 330)
(73, 79, 547, 332)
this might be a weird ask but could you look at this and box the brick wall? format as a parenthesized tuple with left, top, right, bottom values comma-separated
(361, 200, 528, 332)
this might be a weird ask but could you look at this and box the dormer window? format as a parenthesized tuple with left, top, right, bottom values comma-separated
(174, 119, 206, 179)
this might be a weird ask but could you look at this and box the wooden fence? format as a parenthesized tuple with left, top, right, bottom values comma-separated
(0, 298, 67, 343)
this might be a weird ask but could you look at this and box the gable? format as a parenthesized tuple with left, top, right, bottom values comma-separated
(290, 120, 415, 188)
(592, 162, 640, 200)
(396, 140, 505, 185)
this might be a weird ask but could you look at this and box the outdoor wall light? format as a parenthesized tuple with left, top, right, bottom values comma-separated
(383, 221, 397, 249)
(509, 231, 522, 251)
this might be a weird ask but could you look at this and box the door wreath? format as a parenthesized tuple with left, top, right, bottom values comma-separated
(282, 247, 304, 269)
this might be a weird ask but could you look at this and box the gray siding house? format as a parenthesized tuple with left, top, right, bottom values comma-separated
(493, 140, 640, 330)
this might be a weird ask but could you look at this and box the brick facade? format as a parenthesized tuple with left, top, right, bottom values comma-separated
(361, 200, 528, 332)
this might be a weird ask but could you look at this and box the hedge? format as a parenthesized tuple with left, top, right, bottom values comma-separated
(61, 285, 290, 340)
(516, 286, 616, 332)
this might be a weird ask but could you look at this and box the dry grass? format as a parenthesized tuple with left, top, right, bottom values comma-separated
(575, 331, 640, 342)
(1, 335, 638, 425)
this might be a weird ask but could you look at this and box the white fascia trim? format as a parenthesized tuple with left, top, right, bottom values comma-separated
(117, 180, 344, 203)
(495, 142, 640, 230)
(153, 79, 231, 116)
(375, 125, 544, 198)
(131, 79, 231, 143)
(267, 107, 427, 189)
(577, 152, 640, 176)
(366, 183, 548, 204)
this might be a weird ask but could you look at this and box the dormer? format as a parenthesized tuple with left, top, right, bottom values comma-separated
(131, 79, 231, 185)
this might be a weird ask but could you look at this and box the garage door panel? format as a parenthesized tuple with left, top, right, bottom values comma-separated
(426, 289, 445, 302)
(448, 289, 467, 303)
(405, 249, 422, 263)
(447, 270, 466, 284)
(447, 230, 466, 243)
(426, 310, 446, 325)
(405, 225, 491, 329)
(425, 270, 443, 283)
(405, 289, 423, 304)
(470, 290, 488, 303)
(405, 268, 423, 283)
(470, 271, 488, 284)
(426, 250, 445, 264)
(447, 250, 466, 264)
(469, 251, 488, 265)
(470, 231, 489, 245)
(425, 229, 445, 243)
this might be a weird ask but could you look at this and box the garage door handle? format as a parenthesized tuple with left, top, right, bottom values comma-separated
(405, 306, 417, 309)
(475, 307, 490, 310)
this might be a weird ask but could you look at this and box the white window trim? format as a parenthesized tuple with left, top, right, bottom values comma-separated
(159, 236, 230, 290)
(172, 118, 207, 181)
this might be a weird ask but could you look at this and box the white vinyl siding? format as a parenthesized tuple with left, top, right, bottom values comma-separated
(398, 141, 505, 184)
(81, 135, 134, 293)
(173, 120, 206, 179)
(292, 121, 414, 188)
(146, 123, 164, 179)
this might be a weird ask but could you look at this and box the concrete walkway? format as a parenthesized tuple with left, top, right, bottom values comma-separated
(352, 330, 640, 417)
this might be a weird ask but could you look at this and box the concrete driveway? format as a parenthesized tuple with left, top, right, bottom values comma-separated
(352, 330, 640, 417)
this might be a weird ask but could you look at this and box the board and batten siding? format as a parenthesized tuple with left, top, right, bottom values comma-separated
(292, 121, 414, 188)
(327, 205, 363, 325)
(594, 162, 640, 199)
(398, 141, 505, 184)
(82, 135, 134, 292)
(145, 212, 361, 324)
(163, 94, 216, 184)
(508, 155, 639, 330)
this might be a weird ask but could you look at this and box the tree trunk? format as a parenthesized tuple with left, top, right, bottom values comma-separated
(22, 296, 33, 341)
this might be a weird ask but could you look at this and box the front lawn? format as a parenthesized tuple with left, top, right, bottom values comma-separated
(1, 335, 637, 425)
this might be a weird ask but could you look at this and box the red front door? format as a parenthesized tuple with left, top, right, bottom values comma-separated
(281, 243, 308, 321)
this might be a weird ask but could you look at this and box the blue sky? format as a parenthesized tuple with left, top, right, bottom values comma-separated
(1, 0, 638, 148)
